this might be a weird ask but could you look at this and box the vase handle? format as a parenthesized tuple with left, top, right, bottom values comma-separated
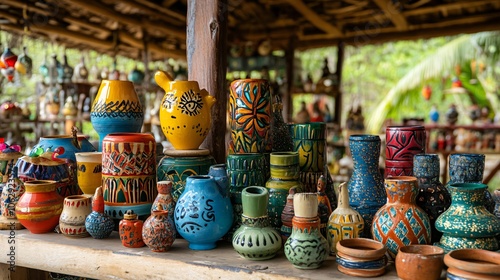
(154, 70, 173, 91)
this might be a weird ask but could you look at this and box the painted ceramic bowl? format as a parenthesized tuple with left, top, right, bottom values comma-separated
(336, 238, 387, 277)
(396, 245, 444, 280)
(444, 249, 500, 280)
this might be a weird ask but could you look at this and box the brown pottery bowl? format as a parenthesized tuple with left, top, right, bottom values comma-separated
(336, 238, 387, 277)
(396, 245, 444, 280)
(444, 249, 500, 279)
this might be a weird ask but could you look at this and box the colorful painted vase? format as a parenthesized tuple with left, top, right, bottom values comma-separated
(151, 181, 174, 220)
(385, 125, 426, 177)
(291, 122, 326, 193)
(0, 144, 23, 183)
(335, 238, 387, 277)
(119, 210, 145, 248)
(271, 96, 293, 152)
(266, 152, 302, 231)
(59, 194, 92, 238)
(372, 176, 432, 257)
(90, 80, 144, 151)
(174, 175, 233, 250)
(142, 208, 176, 252)
(85, 187, 114, 239)
(155, 71, 216, 150)
(435, 183, 500, 252)
(15, 180, 63, 233)
(1, 167, 25, 218)
(228, 79, 272, 154)
(284, 193, 329, 269)
(327, 182, 364, 255)
(75, 152, 102, 195)
(232, 186, 282, 260)
(280, 187, 296, 243)
(347, 135, 385, 238)
(102, 133, 157, 223)
(32, 134, 97, 163)
(446, 153, 495, 213)
(413, 154, 451, 243)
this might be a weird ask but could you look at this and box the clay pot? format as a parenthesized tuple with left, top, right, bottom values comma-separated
(395, 245, 444, 280)
(119, 210, 145, 248)
(59, 195, 92, 238)
(335, 238, 387, 277)
(444, 249, 500, 280)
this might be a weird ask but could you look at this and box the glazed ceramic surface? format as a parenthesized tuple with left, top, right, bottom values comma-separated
(444, 249, 500, 279)
(174, 175, 233, 250)
(347, 135, 385, 238)
(102, 133, 157, 222)
(85, 187, 114, 239)
(75, 152, 102, 195)
(280, 187, 296, 243)
(385, 125, 425, 177)
(232, 186, 282, 260)
(335, 238, 387, 277)
(119, 210, 145, 248)
(155, 71, 216, 150)
(15, 180, 63, 233)
(413, 154, 450, 243)
(151, 181, 174, 220)
(59, 195, 92, 238)
(395, 245, 444, 280)
(228, 79, 272, 154)
(90, 80, 144, 150)
(372, 176, 432, 257)
(1, 167, 25, 218)
(0, 146, 23, 184)
(142, 209, 176, 252)
(435, 183, 500, 252)
(494, 189, 500, 219)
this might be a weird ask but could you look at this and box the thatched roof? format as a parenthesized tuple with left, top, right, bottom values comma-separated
(1, 0, 500, 60)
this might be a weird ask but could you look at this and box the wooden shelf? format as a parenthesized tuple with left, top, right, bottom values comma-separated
(0, 229, 400, 279)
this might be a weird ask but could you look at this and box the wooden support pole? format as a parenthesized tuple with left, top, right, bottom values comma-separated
(284, 36, 296, 122)
(187, 0, 228, 164)
(333, 42, 344, 125)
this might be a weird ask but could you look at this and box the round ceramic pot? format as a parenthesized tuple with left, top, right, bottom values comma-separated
(444, 249, 500, 279)
(119, 210, 145, 248)
(151, 181, 174, 220)
(395, 245, 444, 280)
(335, 238, 387, 277)
(85, 187, 115, 239)
(385, 125, 426, 177)
(102, 133, 157, 223)
(31, 134, 96, 163)
(155, 71, 216, 150)
(15, 180, 63, 233)
(174, 175, 233, 250)
(75, 152, 102, 195)
(90, 80, 144, 151)
(232, 186, 282, 260)
(0, 167, 25, 218)
(228, 79, 272, 154)
(142, 209, 176, 252)
(59, 194, 92, 238)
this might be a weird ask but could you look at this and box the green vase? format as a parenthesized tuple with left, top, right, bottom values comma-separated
(232, 186, 282, 260)
(266, 152, 302, 231)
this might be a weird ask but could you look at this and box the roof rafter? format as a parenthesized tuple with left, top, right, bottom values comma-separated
(285, 0, 342, 36)
(372, 0, 408, 30)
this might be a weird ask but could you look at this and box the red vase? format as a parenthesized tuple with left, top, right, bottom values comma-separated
(119, 210, 145, 248)
(15, 180, 63, 233)
(385, 126, 426, 177)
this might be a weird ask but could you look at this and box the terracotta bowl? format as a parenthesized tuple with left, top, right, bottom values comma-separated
(396, 245, 444, 280)
(444, 249, 500, 279)
(336, 238, 387, 277)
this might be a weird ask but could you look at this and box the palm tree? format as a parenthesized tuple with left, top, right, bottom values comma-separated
(367, 31, 500, 134)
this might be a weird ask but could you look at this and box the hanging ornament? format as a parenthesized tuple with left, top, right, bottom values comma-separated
(421, 85, 432, 100)
(0, 47, 18, 82)
(15, 46, 32, 77)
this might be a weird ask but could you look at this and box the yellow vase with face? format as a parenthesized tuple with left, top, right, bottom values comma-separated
(75, 152, 102, 195)
(155, 71, 216, 150)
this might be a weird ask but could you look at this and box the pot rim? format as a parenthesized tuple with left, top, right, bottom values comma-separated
(444, 249, 500, 275)
(385, 176, 417, 182)
(398, 245, 444, 256)
(336, 238, 387, 259)
(386, 125, 425, 130)
(448, 183, 487, 191)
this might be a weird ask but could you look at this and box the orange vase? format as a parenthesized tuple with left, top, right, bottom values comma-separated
(15, 180, 64, 233)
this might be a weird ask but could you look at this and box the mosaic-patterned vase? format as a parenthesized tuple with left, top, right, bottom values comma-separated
(91, 80, 144, 151)
(155, 71, 216, 150)
(119, 210, 145, 248)
(435, 183, 500, 252)
(445, 153, 495, 213)
(232, 186, 282, 260)
(347, 135, 385, 238)
(372, 176, 432, 257)
(102, 133, 157, 224)
(385, 125, 426, 177)
(291, 122, 326, 193)
(142, 208, 176, 252)
(413, 154, 451, 243)
(228, 79, 272, 154)
(174, 175, 233, 250)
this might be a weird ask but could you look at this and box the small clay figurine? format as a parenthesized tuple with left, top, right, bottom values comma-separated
(317, 175, 332, 238)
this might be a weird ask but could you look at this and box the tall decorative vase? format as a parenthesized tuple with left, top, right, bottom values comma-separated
(327, 182, 364, 255)
(15, 180, 63, 233)
(142, 208, 176, 252)
(232, 186, 282, 260)
(266, 152, 302, 231)
(413, 154, 451, 243)
(435, 183, 500, 252)
(228, 79, 272, 154)
(372, 176, 432, 257)
(59, 194, 92, 238)
(151, 181, 174, 220)
(174, 175, 233, 250)
(291, 122, 326, 193)
(446, 153, 495, 213)
(347, 135, 385, 238)
(155, 71, 216, 150)
(1, 167, 25, 219)
(85, 187, 114, 239)
(90, 80, 144, 151)
(284, 193, 329, 269)
(75, 152, 102, 195)
(119, 210, 145, 248)
(102, 133, 157, 224)
(385, 125, 426, 177)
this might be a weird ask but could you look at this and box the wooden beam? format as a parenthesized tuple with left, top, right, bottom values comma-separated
(63, 17, 111, 39)
(114, 0, 186, 26)
(0, 10, 19, 23)
(372, 0, 408, 30)
(187, 0, 228, 163)
(402, 0, 496, 17)
(135, 0, 186, 21)
(285, 0, 342, 36)
(333, 42, 344, 125)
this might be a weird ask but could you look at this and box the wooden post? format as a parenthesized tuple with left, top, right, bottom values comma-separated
(284, 36, 296, 122)
(333, 42, 345, 125)
(187, 0, 228, 164)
